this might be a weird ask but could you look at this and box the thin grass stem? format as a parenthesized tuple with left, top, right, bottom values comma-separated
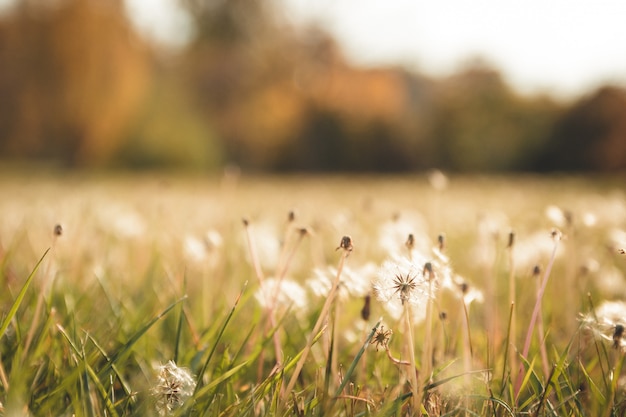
(282, 238, 350, 402)
(514, 231, 560, 401)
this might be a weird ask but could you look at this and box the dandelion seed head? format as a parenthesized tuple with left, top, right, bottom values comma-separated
(183, 235, 207, 263)
(98, 204, 146, 239)
(428, 169, 449, 191)
(184, 230, 223, 265)
(152, 361, 196, 415)
(391, 272, 418, 305)
(255, 277, 308, 312)
(608, 228, 626, 252)
(370, 324, 393, 351)
(546, 205, 568, 228)
(307, 263, 375, 300)
(378, 212, 430, 258)
(242, 221, 280, 270)
(205, 229, 223, 250)
(581, 300, 626, 350)
(373, 257, 431, 321)
(582, 212, 597, 227)
(513, 231, 563, 271)
(594, 266, 626, 297)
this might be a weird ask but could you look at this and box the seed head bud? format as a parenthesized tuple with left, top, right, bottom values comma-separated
(242, 218, 250, 227)
(288, 210, 296, 222)
(507, 231, 515, 248)
(423, 262, 434, 281)
(53, 224, 63, 237)
(439, 311, 448, 320)
(564, 210, 573, 227)
(370, 325, 392, 351)
(613, 324, 625, 349)
(405, 234, 415, 251)
(361, 294, 371, 321)
(437, 234, 445, 251)
(532, 265, 541, 277)
(337, 236, 353, 253)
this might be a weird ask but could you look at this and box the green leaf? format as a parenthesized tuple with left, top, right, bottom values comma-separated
(0, 248, 50, 340)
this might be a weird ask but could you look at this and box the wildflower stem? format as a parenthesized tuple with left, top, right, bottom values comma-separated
(243, 220, 283, 374)
(514, 233, 560, 401)
(500, 302, 515, 395)
(386, 346, 411, 366)
(243, 219, 266, 285)
(404, 303, 421, 414)
(282, 242, 349, 402)
(507, 237, 517, 386)
(535, 269, 550, 378)
(418, 278, 435, 401)
(22, 232, 58, 361)
(462, 297, 474, 378)
(602, 349, 625, 417)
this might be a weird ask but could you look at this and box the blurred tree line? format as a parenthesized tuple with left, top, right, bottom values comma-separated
(0, 0, 625, 172)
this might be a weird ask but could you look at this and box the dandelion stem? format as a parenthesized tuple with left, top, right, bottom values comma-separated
(514, 232, 560, 401)
(462, 297, 473, 380)
(282, 240, 350, 402)
(243, 220, 283, 377)
(22, 230, 59, 361)
(404, 303, 421, 414)
(507, 235, 517, 386)
(385, 346, 411, 366)
(535, 269, 550, 378)
(417, 278, 434, 406)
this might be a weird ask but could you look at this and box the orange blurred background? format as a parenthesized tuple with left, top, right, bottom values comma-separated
(0, 0, 625, 172)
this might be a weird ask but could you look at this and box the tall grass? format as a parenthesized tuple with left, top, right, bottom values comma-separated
(1, 172, 626, 416)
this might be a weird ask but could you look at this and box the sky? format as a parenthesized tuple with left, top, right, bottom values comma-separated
(277, 0, 626, 98)
(3, 0, 626, 99)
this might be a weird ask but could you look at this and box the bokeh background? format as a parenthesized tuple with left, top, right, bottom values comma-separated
(1, 0, 626, 173)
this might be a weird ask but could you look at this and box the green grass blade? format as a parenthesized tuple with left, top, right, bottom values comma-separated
(84, 358, 120, 417)
(0, 248, 49, 340)
(466, 395, 515, 417)
(86, 333, 132, 398)
(176, 361, 248, 415)
(98, 296, 187, 377)
(174, 270, 187, 363)
(335, 320, 381, 397)
(194, 281, 247, 395)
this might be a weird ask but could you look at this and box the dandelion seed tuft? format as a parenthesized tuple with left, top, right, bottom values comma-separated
(373, 257, 432, 321)
(152, 361, 196, 415)
(370, 325, 393, 351)
(581, 300, 626, 350)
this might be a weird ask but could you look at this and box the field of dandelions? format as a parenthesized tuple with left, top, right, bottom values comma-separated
(1, 171, 626, 416)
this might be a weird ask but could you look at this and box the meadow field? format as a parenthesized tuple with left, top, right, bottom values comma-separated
(1, 171, 626, 416)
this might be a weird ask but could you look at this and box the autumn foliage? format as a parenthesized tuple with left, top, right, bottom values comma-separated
(0, 0, 624, 172)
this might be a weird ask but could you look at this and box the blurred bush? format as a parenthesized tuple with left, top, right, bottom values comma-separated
(537, 86, 626, 172)
(0, 0, 149, 166)
(0, 0, 624, 172)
